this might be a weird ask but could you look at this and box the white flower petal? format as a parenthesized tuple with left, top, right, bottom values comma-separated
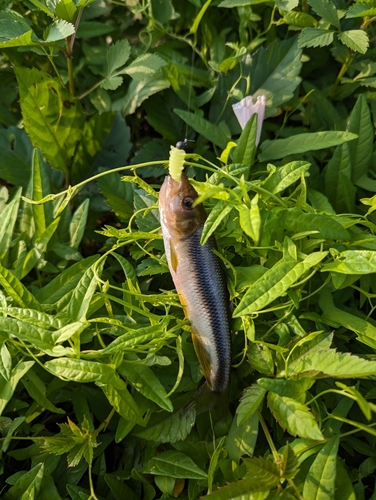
(232, 95, 266, 146)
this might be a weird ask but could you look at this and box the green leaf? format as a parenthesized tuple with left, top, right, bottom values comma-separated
(0, 344, 12, 381)
(102, 322, 172, 353)
(236, 385, 266, 426)
(106, 39, 131, 77)
(346, 2, 376, 18)
(14, 67, 85, 175)
(282, 10, 317, 27)
(0, 264, 41, 310)
(3, 463, 44, 500)
(203, 478, 269, 498)
(234, 252, 327, 317)
(45, 358, 115, 383)
(67, 260, 102, 321)
(174, 109, 230, 149)
(258, 378, 314, 403)
(45, 20, 75, 42)
(248, 37, 302, 118)
(286, 348, 376, 379)
(55, 0, 77, 21)
(232, 114, 257, 167)
(226, 412, 259, 462)
(324, 144, 356, 213)
(98, 375, 143, 424)
(135, 405, 195, 443)
(0, 188, 21, 263)
(303, 437, 339, 499)
(267, 392, 324, 440)
(279, 209, 349, 240)
(124, 53, 167, 80)
(98, 172, 133, 222)
(114, 74, 170, 116)
(118, 361, 173, 412)
(69, 198, 89, 249)
(21, 369, 65, 414)
(143, 450, 207, 479)
(201, 201, 232, 246)
(242, 457, 280, 488)
(262, 161, 310, 195)
(307, 0, 340, 29)
(338, 30, 369, 54)
(30, 149, 47, 239)
(298, 28, 335, 49)
(321, 250, 376, 274)
(259, 131, 358, 161)
(0, 361, 34, 416)
(20, 217, 60, 279)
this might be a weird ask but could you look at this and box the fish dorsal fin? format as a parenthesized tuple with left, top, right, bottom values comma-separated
(170, 243, 179, 273)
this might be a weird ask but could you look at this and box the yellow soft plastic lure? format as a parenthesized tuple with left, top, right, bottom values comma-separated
(168, 145, 186, 182)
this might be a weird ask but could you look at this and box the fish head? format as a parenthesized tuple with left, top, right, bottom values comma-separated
(159, 173, 206, 239)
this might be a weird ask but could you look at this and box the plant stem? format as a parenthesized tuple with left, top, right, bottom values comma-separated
(66, 41, 75, 97)
(330, 54, 354, 98)
(257, 409, 280, 463)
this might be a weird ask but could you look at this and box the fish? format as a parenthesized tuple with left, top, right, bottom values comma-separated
(159, 172, 231, 409)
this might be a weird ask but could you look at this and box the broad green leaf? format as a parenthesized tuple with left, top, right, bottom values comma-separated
(201, 201, 232, 246)
(262, 161, 310, 195)
(106, 39, 131, 77)
(21, 369, 65, 414)
(0, 307, 65, 330)
(114, 74, 170, 116)
(124, 53, 167, 80)
(322, 250, 376, 274)
(307, 0, 340, 28)
(282, 10, 317, 27)
(55, 0, 77, 21)
(0, 361, 34, 416)
(69, 198, 89, 249)
(298, 28, 335, 48)
(276, 0, 299, 10)
(286, 348, 376, 379)
(226, 412, 259, 462)
(247, 37, 302, 118)
(346, 2, 376, 18)
(98, 375, 143, 424)
(324, 144, 355, 213)
(242, 457, 280, 488)
(0, 188, 21, 263)
(105, 475, 139, 500)
(232, 114, 257, 167)
(0, 30, 38, 48)
(45, 20, 75, 42)
(98, 172, 133, 222)
(280, 208, 349, 240)
(259, 131, 358, 161)
(234, 252, 327, 316)
(347, 94, 374, 183)
(248, 342, 274, 376)
(3, 463, 44, 500)
(203, 478, 269, 498)
(20, 217, 60, 279)
(0, 264, 41, 310)
(338, 30, 369, 54)
(258, 378, 314, 403)
(14, 67, 85, 175)
(45, 358, 115, 383)
(303, 437, 339, 499)
(174, 109, 230, 149)
(102, 322, 170, 353)
(118, 361, 173, 412)
(236, 385, 266, 426)
(267, 392, 324, 440)
(143, 450, 207, 479)
(67, 260, 102, 321)
(34, 255, 99, 306)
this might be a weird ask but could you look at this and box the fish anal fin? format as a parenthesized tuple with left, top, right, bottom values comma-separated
(191, 327, 213, 390)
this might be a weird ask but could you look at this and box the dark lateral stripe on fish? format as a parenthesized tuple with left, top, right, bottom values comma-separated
(184, 227, 231, 393)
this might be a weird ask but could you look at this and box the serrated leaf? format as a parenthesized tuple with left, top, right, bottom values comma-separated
(143, 450, 207, 479)
(55, 0, 77, 21)
(303, 437, 339, 499)
(286, 348, 376, 379)
(338, 30, 369, 54)
(45, 20, 75, 42)
(258, 378, 314, 403)
(135, 405, 195, 443)
(258, 131, 358, 161)
(268, 392, 324, 440)
(226, 412, 259, 462)
(243, 457, 280, 488)
(14, 67, 85, 175)
(124, 53, 167, 80)
(298, 28, 335, 48)
(346, 2, 376, 18)
(236, 385, 266, 426)
(307, 0, 340, 29)
(106, 39, 131, 76)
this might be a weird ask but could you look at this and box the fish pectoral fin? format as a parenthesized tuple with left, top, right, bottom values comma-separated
(191, 328, 213, 390)
(170, 243, 179, 272)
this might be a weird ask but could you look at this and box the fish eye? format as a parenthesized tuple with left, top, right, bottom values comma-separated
(182, 196, 194, 210)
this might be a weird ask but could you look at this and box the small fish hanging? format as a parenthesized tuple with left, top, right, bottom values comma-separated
(232, 95, 266, 146)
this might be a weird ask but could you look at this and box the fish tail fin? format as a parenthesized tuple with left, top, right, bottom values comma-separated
(179, 382, 229, 419)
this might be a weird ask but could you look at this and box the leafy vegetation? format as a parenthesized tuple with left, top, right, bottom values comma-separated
(1, 0, 376, 498)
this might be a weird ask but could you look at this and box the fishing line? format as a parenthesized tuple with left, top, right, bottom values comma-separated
(176, 46, 195, 150)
